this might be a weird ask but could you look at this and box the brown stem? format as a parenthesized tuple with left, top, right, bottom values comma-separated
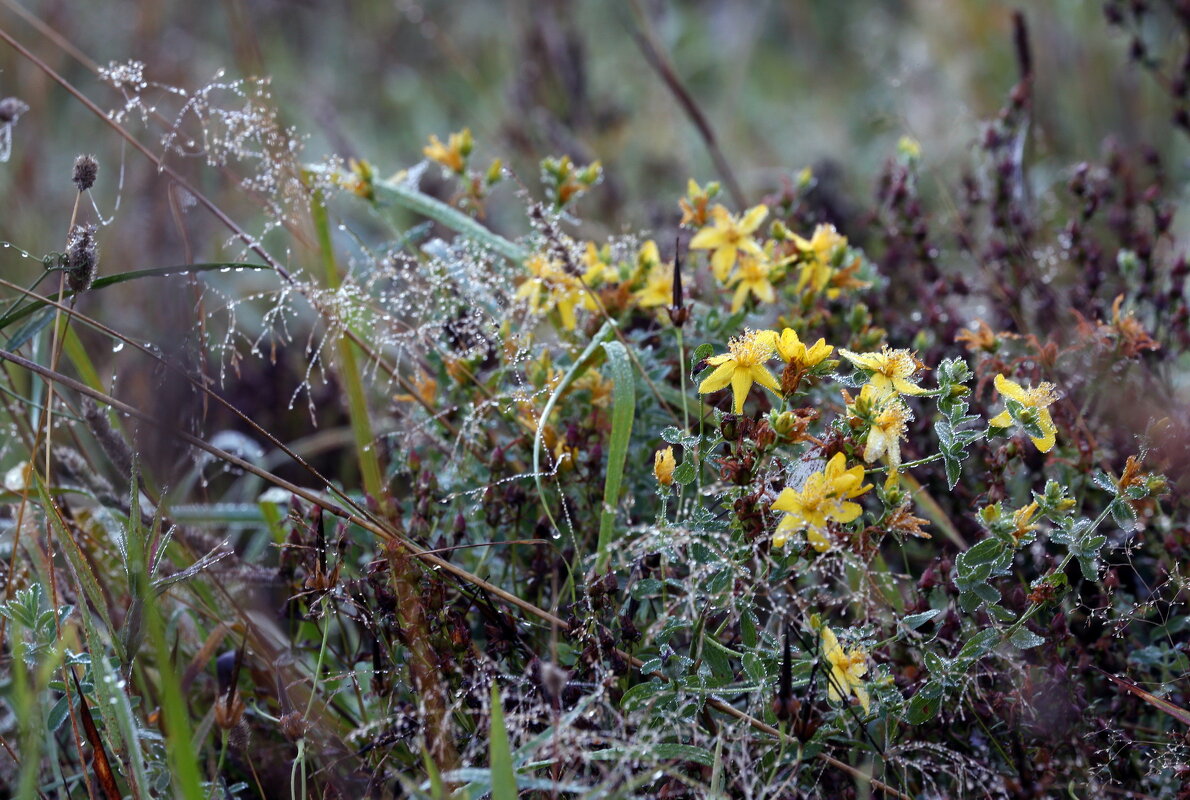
(624, 0, 747, 209)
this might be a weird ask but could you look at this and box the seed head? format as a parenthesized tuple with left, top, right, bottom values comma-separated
(0, 97, 28, 124)
(66, 223, 98, 292)
(72, 154, 99, 192)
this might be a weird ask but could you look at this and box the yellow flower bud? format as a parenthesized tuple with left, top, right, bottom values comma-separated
(653, 446, 676, 486)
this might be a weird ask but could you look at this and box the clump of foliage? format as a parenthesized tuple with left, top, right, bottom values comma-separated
(0, 4, 1187, 800)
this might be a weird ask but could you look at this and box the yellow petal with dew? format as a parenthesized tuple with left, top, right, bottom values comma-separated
(751, 364, 781, 394)
(993, 373, 1028, 403)
(698, 360, 737, 394)
(988, 410, 1013, 428)
(711, 247, 736, 282)
(740, 204, 769, 233)
(730, 367, 755, 413)
(689, 227, 724, 251)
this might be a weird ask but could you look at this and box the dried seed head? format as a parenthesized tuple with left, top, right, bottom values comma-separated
(0, 97, 28, 124)
(213, 691, 246, 730)
(66, 223, 98, 292)
(279, 711, 308, 741)
(72, 154, 99, 192)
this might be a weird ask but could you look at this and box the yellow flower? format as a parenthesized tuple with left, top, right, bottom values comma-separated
(697, 329, 780, 414)
(654, 446, 676, 486)
(849, 384, 911, 468)
(773, 328, 833, 369)
(679, 178, 721, 228)
(393, 371, 438, 406)
(793, 223, 847, 267)
(839, 346, 929, 397)
(690, 204, 768, 281)
(897, 135, 922, 160)
(989, 373, 1059, 452)
(636, 240, 662, 271)
(793, 223, 847, 294)
(771, 453, 871, 549)
(727, 253, 776, 312)
(581, 242, 619, 285)
(423, 128, 473, 173)
(821, 626, 870, 713)
(573, 371, 614, 408)
(515, 254, 594, 331)
(340, 158, 375, 199)
(634, 261, 674, 309)
(1011, 502, 1040, 543)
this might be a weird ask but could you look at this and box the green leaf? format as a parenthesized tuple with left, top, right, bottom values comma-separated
(943, 453, 962, 490)
(621, 679, 668, 711)
(1009, 628, 1046, 650)
(372, 176, 528, 263)
(1110, 499, 1137, 531)
(589, 743, 716, 767)
(740, 609, 759, 649)
(488, 683, 518, 800)
(906, 681, 944, 723)
(5, 306, 54, 349)
(0, 263, 270, 331)
(923, 650, 947, 675)
(902, 609, 942, 631)
(673, 461, 697, 486)
(962, 537, 1006, 566)
(956, 628, 1000, 665)
(595, 340, 636, 572)
(690, 343, 714, 380)
(46, 693, 72, 733)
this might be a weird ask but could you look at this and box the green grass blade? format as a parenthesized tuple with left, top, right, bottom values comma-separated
(595, 339, 635, 573)
(310, 190, 386, 505)
(371, 178, 527, 263)
(0, 263, 268, 330)
(532, 321, 616, 537)
(146, 593, 204, 800)
(488, 682, 517, 800)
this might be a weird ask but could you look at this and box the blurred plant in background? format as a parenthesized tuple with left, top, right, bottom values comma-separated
(0, 1, 1186, 798)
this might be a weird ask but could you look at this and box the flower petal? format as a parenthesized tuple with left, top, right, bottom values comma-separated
(1032, 409, 1057, 452)
(740, 204, 769, 233)
(988, 410, 1014, 428)
(892, 377, 928, 395)
(821, 627, 840, 659)
(807, 527, 832, 551)
(772, 487, 798, 512)
(689, 228, 724, 251)
(993, 373, 1028, 403)
(833, 501, 863, 524)
(711, 247, 736, 282)
(752, 279, 776, 304)
(730, 366, 755, 414)
(698, 361, 737, 394)
(853, 684, 870, 714)
(730, 282, 749, 313)
(751, 365, 781, 394)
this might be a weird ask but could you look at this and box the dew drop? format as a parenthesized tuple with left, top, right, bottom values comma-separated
(111, 341, 125, 353)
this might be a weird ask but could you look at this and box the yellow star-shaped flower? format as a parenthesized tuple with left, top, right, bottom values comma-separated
(697, 329, 780, 414)
(689, 204, 769, 282)
(727, 253, 776, 312)
(423, 128, 473, 174)
(773, 328, 833, 369)
(771, 453, 871, 549)
(821, 626, 870, 713)
(839, 346, 929, 397)
(849, 384, 912, 468)
(989, 373, 1059, 452)
(515, 254, 594, 331)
